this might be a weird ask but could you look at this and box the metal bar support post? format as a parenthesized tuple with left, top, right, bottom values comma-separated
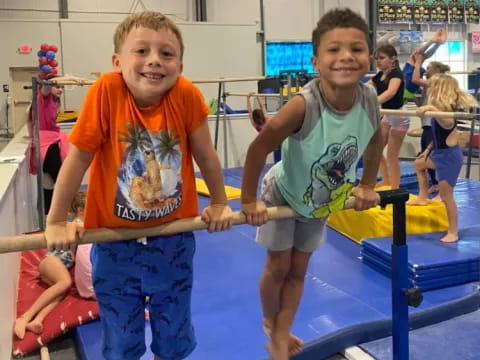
(378, 189, 423, 360)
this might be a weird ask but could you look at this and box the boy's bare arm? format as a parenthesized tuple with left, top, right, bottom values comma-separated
(47, 145, 93, 224)
(359, 128, 383, 188)
(190, 120, 228, 205)
(241, 95, 305, 204)
(190, 120, 233, 232)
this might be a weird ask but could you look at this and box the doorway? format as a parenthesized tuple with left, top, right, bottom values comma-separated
(10, 67, 39, 135)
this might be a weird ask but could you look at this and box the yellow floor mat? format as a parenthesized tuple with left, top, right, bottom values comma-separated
(195, 178, 241, 200)
(327, 192, 448, 243)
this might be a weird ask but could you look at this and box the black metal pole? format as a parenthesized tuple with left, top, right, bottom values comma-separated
(32, 78, 46, 230)
(214, 81, 222, 150)
(259, 0, 266, 76)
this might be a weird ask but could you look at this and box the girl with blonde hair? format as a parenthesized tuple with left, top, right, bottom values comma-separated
(408, 74, 478, 243)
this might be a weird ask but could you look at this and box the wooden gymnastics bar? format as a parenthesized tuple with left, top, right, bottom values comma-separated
(192, 76, 266, 84)
(40, 346, 50, 360)
(380, 109, 476, 119)
(222, 94, 475, 120)
(0, 199, 363, 254)
(45, 76, 268, 86)
(43, 71, 480, 87)
(226, 92, 282, 97)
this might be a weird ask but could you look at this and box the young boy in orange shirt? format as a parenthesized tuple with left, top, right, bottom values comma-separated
(45, 11, 232, 360)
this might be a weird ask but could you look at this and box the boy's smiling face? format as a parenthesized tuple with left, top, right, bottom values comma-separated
(311, 27, 369, 90)
(112, 26, 183, 107)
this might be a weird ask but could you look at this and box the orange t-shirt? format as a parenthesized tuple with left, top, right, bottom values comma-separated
(69, 72, 209, 229)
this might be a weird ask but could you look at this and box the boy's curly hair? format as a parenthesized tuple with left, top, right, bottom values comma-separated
(114, 11, 184, 59)
(312, 8, 369, 56)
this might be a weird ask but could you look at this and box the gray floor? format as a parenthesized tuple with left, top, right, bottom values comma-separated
(18, 332, 81, 360)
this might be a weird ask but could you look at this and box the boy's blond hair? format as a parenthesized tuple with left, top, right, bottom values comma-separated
(113, 11, 184, 59)
(428, 74, 478, 111)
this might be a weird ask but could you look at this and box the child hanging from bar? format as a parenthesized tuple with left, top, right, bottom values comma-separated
(407, 74, 478, 243)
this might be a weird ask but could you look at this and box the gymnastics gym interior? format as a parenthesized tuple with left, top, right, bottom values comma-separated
(0, 1, 480, 359)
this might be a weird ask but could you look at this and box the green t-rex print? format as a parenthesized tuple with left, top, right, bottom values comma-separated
(303, 136, 359, 218)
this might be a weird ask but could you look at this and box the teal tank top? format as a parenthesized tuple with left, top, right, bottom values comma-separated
(275, 78, 380, 218)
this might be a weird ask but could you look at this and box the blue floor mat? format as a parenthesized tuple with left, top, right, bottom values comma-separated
(361, 310, 480, 360)
(361, 226, 480, 291)
(75, 164, 480, 360)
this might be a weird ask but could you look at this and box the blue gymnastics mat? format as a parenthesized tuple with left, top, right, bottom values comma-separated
(360, 310, 480, 360)
(361, 226, 480, 291)
(357, 161, 419, 191)
(75, 166, 480, 360)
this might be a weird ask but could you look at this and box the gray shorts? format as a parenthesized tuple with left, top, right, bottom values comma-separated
(256, 165, 327, 253)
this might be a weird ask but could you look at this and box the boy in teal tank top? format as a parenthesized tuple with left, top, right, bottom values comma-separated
(241, 8, 383, 360)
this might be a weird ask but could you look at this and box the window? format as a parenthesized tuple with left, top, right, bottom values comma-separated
(427, 40, 467, 90)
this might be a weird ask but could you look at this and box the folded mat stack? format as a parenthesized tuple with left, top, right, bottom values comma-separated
(361, 226, 480, 291)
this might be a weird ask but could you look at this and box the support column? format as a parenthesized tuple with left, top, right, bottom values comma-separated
(58, 0, 68, 19)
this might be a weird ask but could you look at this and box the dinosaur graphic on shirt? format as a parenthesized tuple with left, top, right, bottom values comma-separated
(303, 136, 359, 218)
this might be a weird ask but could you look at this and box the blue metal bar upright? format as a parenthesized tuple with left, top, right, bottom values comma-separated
(378, 189, 421, 360)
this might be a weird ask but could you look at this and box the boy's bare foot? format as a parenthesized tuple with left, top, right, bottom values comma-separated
(407, 197, 428, 206)
(14, 316, 28, 339)
(263, 318, 303, 355)
(266, 337, 289, 360)
(288, 334, 303, 356)
(441, 233, 458, 243)
(428, 185, 439, 194)
(26, 320, 43, 334)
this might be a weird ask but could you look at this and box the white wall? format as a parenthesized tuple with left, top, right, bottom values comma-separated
(263, 0, 321, 41)
(0, 20, 61, 135)
(0, 125, 38, 360)
(0, 0, 193, 21)
(0, 18, 259, 133)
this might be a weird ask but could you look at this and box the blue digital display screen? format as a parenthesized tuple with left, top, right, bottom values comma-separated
(265, 41, 317, 76)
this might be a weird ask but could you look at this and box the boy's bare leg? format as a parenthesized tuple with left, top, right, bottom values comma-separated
(267, 250, 312, 359)
(260, 249, 303, 358)
(438, 181, 458, 243)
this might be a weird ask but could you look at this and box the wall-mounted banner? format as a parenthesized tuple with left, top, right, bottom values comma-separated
(472, 31, 480, 53)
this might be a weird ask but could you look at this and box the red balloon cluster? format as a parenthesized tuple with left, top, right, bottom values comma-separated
(37, 43, 59, 80)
